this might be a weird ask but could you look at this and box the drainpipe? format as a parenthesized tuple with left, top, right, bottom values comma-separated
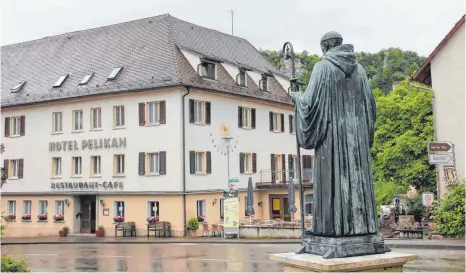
(182, 86, 191, 236)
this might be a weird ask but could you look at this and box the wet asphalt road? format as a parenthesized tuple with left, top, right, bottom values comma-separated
(2, 243, 465, 272)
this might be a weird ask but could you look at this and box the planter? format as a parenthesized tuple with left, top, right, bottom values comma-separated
(59, 230, 67, 237)
(96, 229, 105, 237)
(188, 230, 197, 237)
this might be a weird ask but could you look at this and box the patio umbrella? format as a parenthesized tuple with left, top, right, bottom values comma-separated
(246, 177, 255, 224)
(288, 177, 298, 220)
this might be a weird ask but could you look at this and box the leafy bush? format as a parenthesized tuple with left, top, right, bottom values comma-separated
(187, 217, 199, 231)
(1, 255, 30, 272)
(403, 195, 425, 222)
(432, 183, 465, 237)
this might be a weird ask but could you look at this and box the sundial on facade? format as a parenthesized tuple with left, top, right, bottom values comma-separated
(209, 122, 239, 155)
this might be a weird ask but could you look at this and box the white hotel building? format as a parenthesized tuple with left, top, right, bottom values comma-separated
(1, 14, 313, 237)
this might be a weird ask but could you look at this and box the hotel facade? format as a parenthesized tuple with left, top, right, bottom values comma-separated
(1, 14, 314, 237)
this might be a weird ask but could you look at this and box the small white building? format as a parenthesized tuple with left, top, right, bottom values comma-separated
(1, 14, 314, 237)
(412, 14, 465, 197)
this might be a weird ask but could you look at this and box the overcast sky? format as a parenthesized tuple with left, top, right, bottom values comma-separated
(1, 0, 465, 56)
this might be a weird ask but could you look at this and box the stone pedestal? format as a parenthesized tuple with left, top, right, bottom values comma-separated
(270, 252, 418, 272)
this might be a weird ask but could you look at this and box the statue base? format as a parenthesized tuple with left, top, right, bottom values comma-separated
(270, 251, 418, 272)
(297, 234, 390, 259)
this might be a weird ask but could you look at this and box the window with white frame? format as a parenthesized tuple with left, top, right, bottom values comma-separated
(55, 201, 65, 216)
(91, 156, 101, 176)
(147, 201, 160, 217)
(72, 157, 82, 176)
(7, 200, 16, 215)
(194, 101, 205, 124)
(114, 201, 125, 217)
(147, 102, 159, 125)
(290, 115, 296, 134)
(243, 153, 252, 173)
(242, 107, 251, 128)
(52, 157, 62, 177)
(11, 116, 21, 136)
(38, 200, 48, 215)
(305, 194, 313, 218)
(73, 110, 83, 131)
(272, 113, 280, 131)
(196, 200, 206, 218)
(237, 70, 246, 86)
(9, 159, 19, 178)
(147, 153, 160, 174)
(195, 152, 205, 173)
(91, 108, 102, 129)
(23, 200, 31, 215)
(114, 154, 125, 175)
(52, 112, 62, 133)
(114, 106, 125, 127)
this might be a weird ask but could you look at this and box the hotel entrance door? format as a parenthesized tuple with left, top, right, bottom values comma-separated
(79, 195, 96, 233)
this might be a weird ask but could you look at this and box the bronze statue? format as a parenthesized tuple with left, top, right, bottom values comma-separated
(291, 31, 388, 258)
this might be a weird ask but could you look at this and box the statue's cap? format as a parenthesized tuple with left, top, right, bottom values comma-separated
(321, 31, 343, 42)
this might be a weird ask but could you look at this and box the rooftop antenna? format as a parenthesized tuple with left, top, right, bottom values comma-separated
(230, 10, 234, 35)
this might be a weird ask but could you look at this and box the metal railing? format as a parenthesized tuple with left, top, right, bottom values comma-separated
(258, 168, 313, 184)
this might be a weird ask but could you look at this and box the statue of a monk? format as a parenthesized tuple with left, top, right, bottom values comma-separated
(292, 32, 379, 239)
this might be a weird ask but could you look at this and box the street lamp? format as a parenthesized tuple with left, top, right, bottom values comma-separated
(222, 136, 234, 181)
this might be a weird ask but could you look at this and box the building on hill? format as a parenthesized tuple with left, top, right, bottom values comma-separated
(411, 14, 465, 198)
(0, 14, 314, 237)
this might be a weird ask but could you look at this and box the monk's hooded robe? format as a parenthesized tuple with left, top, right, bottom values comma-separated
(294, 44, 378, 237)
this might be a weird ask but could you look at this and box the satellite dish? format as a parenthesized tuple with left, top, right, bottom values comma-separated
(220, 122, 230, 137)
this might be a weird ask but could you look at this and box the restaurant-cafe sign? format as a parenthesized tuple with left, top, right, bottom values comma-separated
(51, 181, 124, 190)
(49, 137, 126, 152)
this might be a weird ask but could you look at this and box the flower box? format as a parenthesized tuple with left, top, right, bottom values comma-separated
(53, 214, 64, 221)
(37, 213, 48, 221)
(113, 215, 125, 223)
(6, 213, 16, 221)
(197, 216, 205, 222)
(21, 214, 31, 221)
(146, 216, 159, 224)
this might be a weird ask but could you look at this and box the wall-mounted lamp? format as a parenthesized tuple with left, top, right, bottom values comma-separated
(100, 199, 105, 207)
(64, 198, 70, 207)
(212, 198, 218, 206)
(258, 201, 263, 206)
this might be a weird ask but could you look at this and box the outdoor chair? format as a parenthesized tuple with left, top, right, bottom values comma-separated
(201, 223, 212, 237)
(115, 222, 136, 237)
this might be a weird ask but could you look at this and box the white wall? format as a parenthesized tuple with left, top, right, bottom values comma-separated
(430, 23, 465, 194)
(276, 76, 291, 93)
(184, 90, 312, 191)
(246, 70, 262, 87)
(1, 88, 183, 193)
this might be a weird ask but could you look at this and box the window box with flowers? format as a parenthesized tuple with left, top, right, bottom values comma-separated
(147, 216, 159, 224)
(53, 214, 65, 222)
(197, 215, 205, 223)
(6, 213, 16, 221)
(37, 213, 48, 222)
(21, 213, 31, 221)
(113, 216, 125, 223)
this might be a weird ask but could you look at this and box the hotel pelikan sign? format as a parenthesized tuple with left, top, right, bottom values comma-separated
(49, 137, 126, 191)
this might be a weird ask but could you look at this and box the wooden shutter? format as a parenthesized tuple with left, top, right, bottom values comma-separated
(238, 107, 243, 128)
(20, 116, 25, 136)
(280, 114, 284, 132)
(206, 151, 212, 174)
(138, 103, 145, 126)
(18, 159, 24, 179)
(205, 102, 211, 125)
(288, 154, 294, 180)
(159, 151, 166, 175)
(289, 115, 293, 133)
(189, 99, 194, 123)
(138, 152, 145, 175)
(239, 153, 245, 174)
(252, 153, 257, 173)
(281, 154, 286, 182)
(189, 151, 195, 174)
(159, 101, 166, 124)
(271, 154, 276, 182)
(269, 112, 273, 131)
(251, 108, 256, 129)
(3, 160, 8, 177)
(4, 117, 10, 137)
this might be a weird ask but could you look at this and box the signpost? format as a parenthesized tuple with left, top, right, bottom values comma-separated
(228, 176, 239, 190)
(428, 141, 454, 165)
(422, 192, 434, 207)
(223, 197, 240, 239)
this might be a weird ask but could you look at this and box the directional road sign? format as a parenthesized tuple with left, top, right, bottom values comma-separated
(428, 141, 454, 165)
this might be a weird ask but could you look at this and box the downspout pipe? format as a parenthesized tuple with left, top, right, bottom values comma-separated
(182, 86, 191, 236)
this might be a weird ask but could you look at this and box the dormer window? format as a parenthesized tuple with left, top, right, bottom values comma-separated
(53, 75, 68, 88)
(10, 81, 26, 93)
(259, 74, 268, 91)
(108, 67, 123, 80)
(198, 61, 216, 79)
(237, 70, 246, 86)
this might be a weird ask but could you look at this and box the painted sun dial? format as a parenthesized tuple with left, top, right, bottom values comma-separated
(209, 122, 239, 155)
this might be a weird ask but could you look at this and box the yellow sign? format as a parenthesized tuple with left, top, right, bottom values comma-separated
(273, 199, 281, 210)
(223, 197, 239, 228)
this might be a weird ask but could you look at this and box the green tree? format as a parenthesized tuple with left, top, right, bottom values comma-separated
(371, 80, 436, 192)
(432, 182, 465, 237)
(374, 180, 407, 215)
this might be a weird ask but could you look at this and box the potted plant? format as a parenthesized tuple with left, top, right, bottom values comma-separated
(53, 214, 64, 222)
(96, 225, 105, 237)
(197, 215, 205, 222)
(58, 226, 69, 237)
(37, 213, 47, 221)
(21, 213, 31, 221)
(63, 226, 69, 236)
(6, 213, 16, 221)
(187, 217, 199, 236)
(113, 215, 125, 223)
(146, 216, 159, 224)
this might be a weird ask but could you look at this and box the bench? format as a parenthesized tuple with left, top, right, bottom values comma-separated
(147, 221, 171, 237)
(115, 222, 136, 237)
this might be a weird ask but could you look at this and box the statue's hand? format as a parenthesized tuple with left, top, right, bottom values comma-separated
(290, 92, 300, 103)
